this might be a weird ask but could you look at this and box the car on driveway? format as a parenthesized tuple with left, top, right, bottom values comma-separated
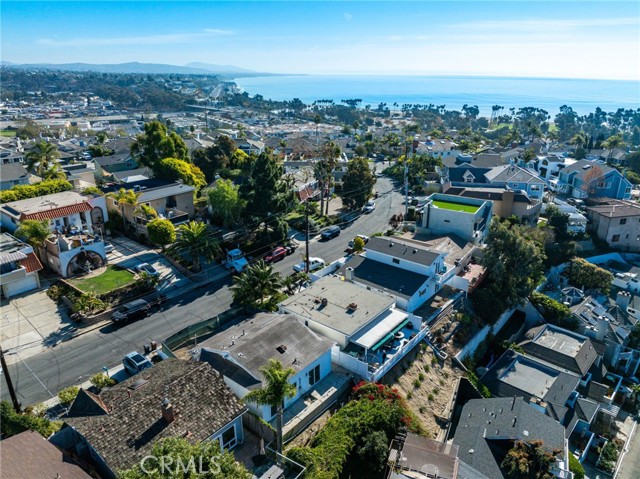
(123, 352, 153, 375)
(135, 263, 160, 277)
(293, 257, 325, 273)
(104, 242, 115, 254)
(348, 235, 370, 248)
(264, 247, 287, 264)
(363, 200, 376, 213)
(320, 225, 341, 240)
(111, 298, 150, 322)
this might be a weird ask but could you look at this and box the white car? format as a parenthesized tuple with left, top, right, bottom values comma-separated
(362, 200, 376, 213)
(104, 242, 115, 254)
(293, 257, 325, 273)
(135, 263, 160, 277)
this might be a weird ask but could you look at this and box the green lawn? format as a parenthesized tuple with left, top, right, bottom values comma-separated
(70, 265, 136, 295)
(432, 200, 479, 214)
(0, 130, 16, 137)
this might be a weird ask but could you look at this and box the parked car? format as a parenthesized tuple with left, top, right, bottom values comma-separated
(348, 235, 370, 248)
(264, 246, 287, 264)
(111, 298, 150, 322)
(293, 257, 326, 273)
(135, 263, 160, 277)
(284, 241, 299, 255)
(122, 352, 153, 375)
(363, 200, 376, 213)
(320, 225, 341, 240)
(104, 242, 115, 254)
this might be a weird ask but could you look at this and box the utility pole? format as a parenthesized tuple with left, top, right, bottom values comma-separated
(0, 347, 20, 412)
(404, 141, 410, 216)
(305, 200, 310, 273)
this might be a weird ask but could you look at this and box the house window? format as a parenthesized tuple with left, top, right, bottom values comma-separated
(220, 425, 238, 450)
(392, 258, 400, 264)
(309, 364, 321, 386)
(612, 234, 620, 242)
(626, 234, 630, 239)
(620, 218, 627, 225)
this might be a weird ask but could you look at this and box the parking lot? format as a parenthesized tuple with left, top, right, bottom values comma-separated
(106, 236, 192, 295)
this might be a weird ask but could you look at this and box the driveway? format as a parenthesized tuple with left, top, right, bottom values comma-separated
(0, 288, 76, 365)
(107, 236, 192, 295)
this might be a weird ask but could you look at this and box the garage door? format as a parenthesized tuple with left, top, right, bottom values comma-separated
(2, 275, 39, 298)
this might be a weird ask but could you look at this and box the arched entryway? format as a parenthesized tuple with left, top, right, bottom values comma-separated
(67, 250, 105, 277)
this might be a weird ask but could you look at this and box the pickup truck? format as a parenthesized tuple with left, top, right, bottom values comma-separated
(224, 248, 249, 273)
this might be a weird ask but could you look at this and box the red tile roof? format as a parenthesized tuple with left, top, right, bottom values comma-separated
(20, 252, 43, 273)
(20, 202, 93, 221)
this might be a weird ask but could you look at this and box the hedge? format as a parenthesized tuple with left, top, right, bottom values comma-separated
(0, 179, 73, 203)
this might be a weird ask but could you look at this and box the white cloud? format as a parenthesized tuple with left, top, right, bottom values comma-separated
(37, 29, 232, 47)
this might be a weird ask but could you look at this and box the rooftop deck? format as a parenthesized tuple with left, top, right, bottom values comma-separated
(431, 199, 480, 214)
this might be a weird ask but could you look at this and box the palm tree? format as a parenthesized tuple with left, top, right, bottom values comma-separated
(26, 140, 60, 175)
(569, 132, 587, 149)
(168, 221, 219, 272)
(231, 260, 282, 308)
(321, 141, 341, 215)
(15, 219, 51, 263)
(245, 359, 297, 456)
(134, 204, 157, 221)
(603, 134, 625, 163)
(105, 188, 141, 233)
(41, 164, 66, 181)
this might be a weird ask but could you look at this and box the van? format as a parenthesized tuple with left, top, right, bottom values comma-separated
(320, 225, 341, 240)
(112, 298, 150, 322)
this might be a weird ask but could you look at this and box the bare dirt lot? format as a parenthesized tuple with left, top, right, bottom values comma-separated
(382, 345, 465, 439)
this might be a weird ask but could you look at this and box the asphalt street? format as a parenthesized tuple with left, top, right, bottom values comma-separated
(1, 173, 405, 407)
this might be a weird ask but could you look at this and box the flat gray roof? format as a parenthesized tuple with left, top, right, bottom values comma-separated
(279, 276, 395, 336)
(499, 355, 559, 399)
(534, 328, 583, 357)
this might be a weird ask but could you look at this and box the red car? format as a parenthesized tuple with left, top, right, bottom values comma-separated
(264, 247, 287, 264)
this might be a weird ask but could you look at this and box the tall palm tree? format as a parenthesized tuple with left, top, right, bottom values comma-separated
(26, 140, 60, 175)
(245, 359, 297, 456)
(231, 260, 282, 308)
(168, 221, 219, 272)
(15, 219, 51, 263)
(41, 164, 66, 181)
(569, 132, 587, 149)
(105, 188, 141, 233)
(321, 141, 341, 215)
(603, 134, 625, 163)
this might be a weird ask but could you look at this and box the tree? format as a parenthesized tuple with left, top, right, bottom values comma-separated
(168, 221, 219, 272)
(501, 439, 560, 479)
(530, 292, 577, 330)
(340, 157, 376, 210)
(106, 188, 141, 233)
(146, 218, 176, 250)
(569, 454, 585, 479)
(352, 236, 365, 253)
(482, 219, 546, 308)
(15, 219, 50, 249)
(40, 164, 66, 181)
(156, 157, 206, 189)
(581, 164, 604, 197)
(90, 373, 116, 391)
(130, 120, 189, 168)
(25, 140, 60, 175)
(119, 436, 251, 479)
(206, 179, 245, 228)
(0, 401, 61, 439)
(245, 359, 297, 456)
(545, 204, 570, 240)
(58, 386, 80, 406)
(134, 204, 158, 221)
(231, 260, 283, 309)
(241, 152, 287, 221)
(603, 134, 625, 162)
(321, 141, 342, 215)
(568, 258, 613, 294)
(192, 135, 235, 182)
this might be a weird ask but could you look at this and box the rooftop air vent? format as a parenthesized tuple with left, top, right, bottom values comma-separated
(348, 302, 358, 311)
(321, 298, 328, 307)
(276, 345, 287, 354)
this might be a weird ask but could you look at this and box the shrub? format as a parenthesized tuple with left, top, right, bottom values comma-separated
(353, 236, 365, 253)
(0, 401, 61, 438)
(90, 373, 116, 390)
(569, 454, 585, 479)
(598, 441, 619, 472)
(439, 379, 445, 386)
(423, 364, 430, 372)
(530, 291, 577, 330)
(406, 391, 413, 400)
(419, 406, 426, 414)
(413, 379, 421, 389)
(443, 371, 449, 379)
(431, 356, 438, 365)
(58, 386, 80, 406)
(156, 157, 206, 189)
(81, 186, 102, 196)
(0, 179, 73, 203)
(418, 373, 425, 381)
(146, 218, 176, 249)
(428, 394, 434, 401)
(568, 258, 613, 294)
(467, 370, 491, 398)
(433, 388, 440, 395)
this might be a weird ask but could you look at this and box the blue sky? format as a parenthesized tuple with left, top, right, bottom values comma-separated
(2, 1, 639, 80)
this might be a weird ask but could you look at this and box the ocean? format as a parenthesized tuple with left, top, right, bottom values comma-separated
(234, 75, 640, 117)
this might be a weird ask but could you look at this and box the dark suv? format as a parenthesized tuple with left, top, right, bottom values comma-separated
(320, 225, 341, 240)
(111, 299, 150, 322)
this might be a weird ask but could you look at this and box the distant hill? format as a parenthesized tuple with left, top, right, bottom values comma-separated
(1, 61, 262, 76)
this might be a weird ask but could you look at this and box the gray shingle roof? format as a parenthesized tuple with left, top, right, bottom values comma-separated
(1, 162, 29, 181)
(337, 255, 428, 299)
(454, 397, 565, 479)
(196, 313, 334, 386)
(93, 152, 132, 167)
(64, 359, 246, 473)
(365, 235, 441, 266)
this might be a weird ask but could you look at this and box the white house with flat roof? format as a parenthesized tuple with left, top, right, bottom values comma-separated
(279, 276, 428, 382)
(0, 233, 43, 298)
(0, 191, 108, 278)
(418, 193, 493, 245)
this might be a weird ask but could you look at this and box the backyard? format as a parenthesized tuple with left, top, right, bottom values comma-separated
(69, 265, 136, 295)
(432, 200, 479, 214)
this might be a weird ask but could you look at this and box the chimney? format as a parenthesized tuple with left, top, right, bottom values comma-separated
(616, 291, 631, 310)
(345, 267, 355, 282)
(321, 298, 328, 307)
(161, 398, 175, 424)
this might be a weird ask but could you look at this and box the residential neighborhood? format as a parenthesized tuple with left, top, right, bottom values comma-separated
(1, 61, 640, 479)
